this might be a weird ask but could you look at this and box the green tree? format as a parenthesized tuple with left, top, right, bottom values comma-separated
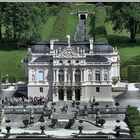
(132, 126, 140, 138)
(0, 3, 7, 43)
(0, 3, 48, 45)
(110, 3, 140, 43)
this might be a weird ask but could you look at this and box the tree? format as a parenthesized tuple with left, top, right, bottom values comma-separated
(110, 3, 140, 43)
(132, 126, 140, 138)
(0, 3, 7, 43)
(23, 119, 29, 128)
(0, 3, 48, 45)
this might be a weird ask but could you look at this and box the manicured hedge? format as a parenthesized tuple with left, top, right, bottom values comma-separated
(128, 65, 140, 82)
(51, 7, 70, 41)
(124, 106, 140, 138)
(94, 4, 108, 43)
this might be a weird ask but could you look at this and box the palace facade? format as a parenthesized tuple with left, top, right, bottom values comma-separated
(25, 37, 120, 103)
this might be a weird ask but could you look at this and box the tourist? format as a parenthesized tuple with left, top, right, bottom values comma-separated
(72, 100, 75, 107)
(92, 96, 96, 107)
(66, 104, 68, 109)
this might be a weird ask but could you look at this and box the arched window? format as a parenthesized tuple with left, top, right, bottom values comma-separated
(75, 69, 81, 82)
(58, 69, 64, 82)
(95, 70, 100, 81)
(75, 89, 80, 101)
(58, 89, 64, 100)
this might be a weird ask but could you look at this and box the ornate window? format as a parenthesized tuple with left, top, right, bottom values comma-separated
(36, 70, 44, 81)
(58, 69, 64, 82)
(95, 70, 100, 81)
(75, 69, 81, 82)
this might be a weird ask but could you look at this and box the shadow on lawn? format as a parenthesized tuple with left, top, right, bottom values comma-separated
(107, 35, 130, 45)
(121, 55, 140, 69)
(107, 35, 140, 48)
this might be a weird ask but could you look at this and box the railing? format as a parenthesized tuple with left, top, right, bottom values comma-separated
(79, 108, 126, 115)
(4, 106, 51, 114)
(4, 106, 126, 115)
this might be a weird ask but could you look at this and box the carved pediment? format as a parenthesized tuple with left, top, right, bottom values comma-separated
(59, 46, 78, 58)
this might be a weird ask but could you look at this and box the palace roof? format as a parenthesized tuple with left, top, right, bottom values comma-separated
(30, 41, 113, 54)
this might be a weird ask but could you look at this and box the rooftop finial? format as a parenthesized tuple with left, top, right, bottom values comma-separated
(66, 35, 70, 47)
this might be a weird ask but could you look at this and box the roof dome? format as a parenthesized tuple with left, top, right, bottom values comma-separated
(93, 43, 113, 53)
(31, 44, 50, 53)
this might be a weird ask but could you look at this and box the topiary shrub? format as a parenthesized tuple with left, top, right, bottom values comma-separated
(65, 118, 75, 129)
(51, 119, 58, 127)
(39, 114, 45, 122)
(116, 120, 120, 123)
(95, 102, 99, 107)
(5, 120, 11, 123)
(98, 118, 105, 127)
(51, 102, 56, 106)
(23, 119, 29, 128)
(79, 120, 83, 123)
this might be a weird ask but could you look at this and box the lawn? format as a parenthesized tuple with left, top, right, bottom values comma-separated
(40, 16, 57, 41)
(106, 21, 140, 80)
(118, 43, 140, 80)
(66, 14, 78, 40)
(0, 47, 26, 82)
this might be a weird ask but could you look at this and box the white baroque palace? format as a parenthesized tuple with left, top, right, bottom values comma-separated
(25, 37, 120, 103)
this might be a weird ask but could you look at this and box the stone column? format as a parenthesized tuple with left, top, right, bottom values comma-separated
(56, 70, 58, 82)
(53, 87, 58, 102)
(64, 69, 67, 82)
(118, 64, 120, 78)
(53, 70, 56, 82)
(72, 69, 75, 82)
(72, 88, 75, 100)
(35, 69, 38, 83)
(101, 68, 104, 81)
(64, 87, 67, 101)
(81, 70, 82, 82)
(108, 68, 111, 81)
(92, 69, 95, 81)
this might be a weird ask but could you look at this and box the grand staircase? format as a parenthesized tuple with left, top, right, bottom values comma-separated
(74, 19, 86, 41)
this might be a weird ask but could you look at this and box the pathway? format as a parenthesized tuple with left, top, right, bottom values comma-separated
(74, 19, 86, 41)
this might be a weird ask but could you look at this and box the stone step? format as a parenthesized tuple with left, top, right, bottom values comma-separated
(53, 113, 75, 119)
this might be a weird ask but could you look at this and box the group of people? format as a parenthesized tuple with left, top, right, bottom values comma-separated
(1, 96, 49, 107)
(61, 104, 68, 113)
